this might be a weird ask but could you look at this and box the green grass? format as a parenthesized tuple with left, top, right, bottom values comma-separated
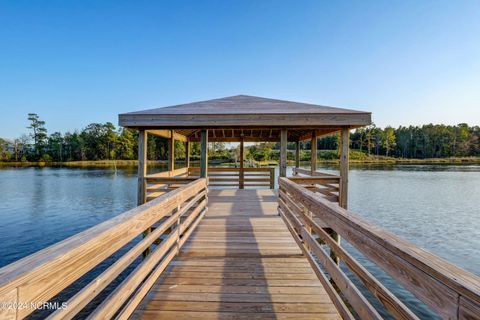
(1, 156, 479, 168)
(0, 160, 167, 168)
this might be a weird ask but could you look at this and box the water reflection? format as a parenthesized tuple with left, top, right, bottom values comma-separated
(0, 167, 138, 266)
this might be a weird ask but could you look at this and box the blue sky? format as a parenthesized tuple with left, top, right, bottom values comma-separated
(1, 0, 479, 139)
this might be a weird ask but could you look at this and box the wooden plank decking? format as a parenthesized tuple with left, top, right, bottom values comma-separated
(131, 189, 341, 320)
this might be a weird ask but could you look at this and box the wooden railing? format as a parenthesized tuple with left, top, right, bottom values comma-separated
(145, 176, 199, 202)
(278, 177, 480, 320)
(188, 167, 275, 189)
(149, 167, 189, 178)
(0, 178, 208, 320)
(292, 167, 341, 203)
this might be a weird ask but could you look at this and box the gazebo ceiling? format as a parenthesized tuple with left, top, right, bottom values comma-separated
(174, 128, 341, 142)
(119, 95, 371, 142)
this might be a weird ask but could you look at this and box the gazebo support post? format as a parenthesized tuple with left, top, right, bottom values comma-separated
(168, 130, 175, 175)
(138, 129, 150, 257)
(185, 141, 190, 171)
(200, 129, 208, 178)
(137, 130, 147, 206)
(239, 138, 244, 189)
(330, 127, 349, 265)
(280, 130, 287, 177)
(311, 130, 317, 175)
(295, 141, 300, 175)
(339, 127, 349, 209)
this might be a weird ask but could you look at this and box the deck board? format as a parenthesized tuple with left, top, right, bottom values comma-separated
(131, 189, 341, 320)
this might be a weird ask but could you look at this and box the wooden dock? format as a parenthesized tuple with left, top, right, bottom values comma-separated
(132, 189, 341, 320)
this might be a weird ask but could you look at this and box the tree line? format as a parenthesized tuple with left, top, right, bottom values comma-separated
(350, 124, 480, 158)
(0, 114, 478, 162)
(1, 114, 150, 162)
(249, 123, 479, 161)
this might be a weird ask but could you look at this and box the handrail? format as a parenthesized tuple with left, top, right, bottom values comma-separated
(278, 177, 480, 320)
(188, 167, 275, 189)
(147, 167, 189, 178)
(145, 176, 199, 201)
(0, 178, 208, 320)
(291, 168, 341, 204)
(293, 167, 339, 178)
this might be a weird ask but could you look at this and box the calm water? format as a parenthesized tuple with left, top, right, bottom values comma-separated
(307, 163, 480, 275)
(0, 164, 479, 318)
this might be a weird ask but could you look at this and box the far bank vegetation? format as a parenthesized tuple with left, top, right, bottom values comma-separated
(0, 114, 479, 166)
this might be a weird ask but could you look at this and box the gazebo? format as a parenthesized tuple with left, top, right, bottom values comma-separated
(119, 95, 371, 208)
(119, 94, 371, 208)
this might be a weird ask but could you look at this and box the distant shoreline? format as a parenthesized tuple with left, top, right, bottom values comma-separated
(257, 157, 480, 166)
(0, 160, 169, 168)
(1, 157, 479, 168)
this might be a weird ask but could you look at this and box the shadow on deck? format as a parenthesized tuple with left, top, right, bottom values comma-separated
(131, 189, 341, 320)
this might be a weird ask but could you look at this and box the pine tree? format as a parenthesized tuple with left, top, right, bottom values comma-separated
(27, 113, 48, 159)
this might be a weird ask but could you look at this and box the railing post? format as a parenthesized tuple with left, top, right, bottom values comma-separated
(176, 205, 181, 254)
(304, 206, 313, 251)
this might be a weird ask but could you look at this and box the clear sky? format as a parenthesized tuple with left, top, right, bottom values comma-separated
(1, 0, 479, 139)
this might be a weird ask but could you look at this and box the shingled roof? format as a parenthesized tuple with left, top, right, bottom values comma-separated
(124, 95, 367, 115)
(119, 95, 371, 141)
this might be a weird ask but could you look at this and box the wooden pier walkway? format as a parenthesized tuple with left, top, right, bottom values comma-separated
(132, 189, 341, 320)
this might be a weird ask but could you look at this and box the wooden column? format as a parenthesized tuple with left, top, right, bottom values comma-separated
(295, 141, 300, 175)
(200, 129, 208, 178)
(339, 128, 349, 209)
(185, 141, 190, 169)
(137, 130, 147, 206)
(330, 127, 349, 265)
(168, 130, 175, 175)
(310, 130, 317, 175)
(269, 167, 275, 189)
(138, 130, 150, 257)
(239, 138, 245, 189)
(280, 130, 287, 177)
